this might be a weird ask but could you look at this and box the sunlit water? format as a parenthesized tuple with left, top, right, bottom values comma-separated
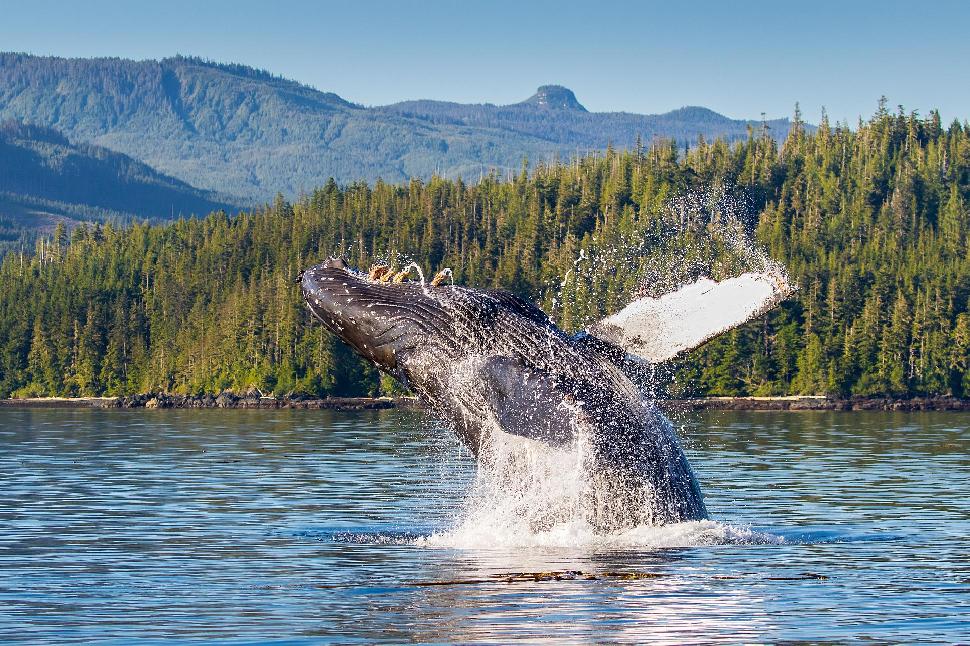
(0, 408, 967, 643)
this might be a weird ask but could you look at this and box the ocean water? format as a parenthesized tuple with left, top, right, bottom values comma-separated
(0, 408, 966, 643)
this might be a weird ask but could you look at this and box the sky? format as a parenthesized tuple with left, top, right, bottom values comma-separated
(2, 0, 968, 125)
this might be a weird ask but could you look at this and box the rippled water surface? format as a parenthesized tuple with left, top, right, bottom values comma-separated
(0, 408, 967, 643)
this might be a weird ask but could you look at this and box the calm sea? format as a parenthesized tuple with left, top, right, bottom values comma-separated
(0, 408, 967, 643)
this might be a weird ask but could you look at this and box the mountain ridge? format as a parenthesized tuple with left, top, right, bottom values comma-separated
(0, 52, 797, 200)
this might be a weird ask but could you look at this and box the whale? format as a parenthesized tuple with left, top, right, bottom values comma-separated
(300, 257, 791, 529)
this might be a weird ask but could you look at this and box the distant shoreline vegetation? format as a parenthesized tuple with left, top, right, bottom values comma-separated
(0, 106, 968, 400)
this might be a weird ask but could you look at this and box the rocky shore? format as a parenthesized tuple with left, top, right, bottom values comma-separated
(0, 392, 421, 410)
(1, 393, 969, 411)
(662, 395, 970, 412)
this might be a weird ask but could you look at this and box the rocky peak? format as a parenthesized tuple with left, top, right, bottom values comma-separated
(520, 85, 587, 111)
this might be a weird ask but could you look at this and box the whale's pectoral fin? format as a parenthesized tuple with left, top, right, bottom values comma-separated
(480, 357, 576, 446)
(588, 270, 794, 363)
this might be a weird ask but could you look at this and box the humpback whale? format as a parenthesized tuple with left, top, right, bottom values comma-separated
(300, 257, 791, 529)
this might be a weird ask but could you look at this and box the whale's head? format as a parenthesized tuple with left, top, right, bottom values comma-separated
(299, 258, 459, 380)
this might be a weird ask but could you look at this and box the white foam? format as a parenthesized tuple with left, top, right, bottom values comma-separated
(419, 518, 782, 550)
(415, 426, 783, 550)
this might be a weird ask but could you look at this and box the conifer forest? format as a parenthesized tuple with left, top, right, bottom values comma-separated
(1, 105, 968, 399)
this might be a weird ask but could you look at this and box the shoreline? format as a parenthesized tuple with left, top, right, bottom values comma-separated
(0, 394, 422, 410)
(1, 394, 968, 411)
(662, 395, 970, 411)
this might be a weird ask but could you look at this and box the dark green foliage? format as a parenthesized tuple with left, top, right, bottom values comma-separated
(0, 107, 967, 399)
(0, 53, 795, 201)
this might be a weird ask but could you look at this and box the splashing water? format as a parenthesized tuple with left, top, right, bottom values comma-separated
(415, 419, 784, 550)
(414, 418, 783, 550)
(457, 425, 592, 535)
(402, 261, 430, 295)
(550, 184, 791, 330)
(420, 518, 784, 550)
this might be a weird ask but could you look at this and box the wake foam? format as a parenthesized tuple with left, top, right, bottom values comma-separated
(415, 427, 783, 550)
(417, 518, 783, 550)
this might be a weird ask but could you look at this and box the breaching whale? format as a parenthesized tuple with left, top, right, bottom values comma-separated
(300, 257, 791, 529)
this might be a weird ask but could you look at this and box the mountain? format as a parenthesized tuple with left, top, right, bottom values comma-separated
(0, 121, 238, 240)
(520, 85, 588, 111)
(0, 53, 796, 201)
(379, 100, 791, 152)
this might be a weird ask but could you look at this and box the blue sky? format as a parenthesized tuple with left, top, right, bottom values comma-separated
(2, 0, 967, 124)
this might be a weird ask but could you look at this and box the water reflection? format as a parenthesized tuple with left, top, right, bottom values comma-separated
(0, 409, 967, 642)
(397, 546, 778, 643)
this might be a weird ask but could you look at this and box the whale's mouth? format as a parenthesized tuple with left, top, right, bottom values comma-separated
(299, 258, 454, 373)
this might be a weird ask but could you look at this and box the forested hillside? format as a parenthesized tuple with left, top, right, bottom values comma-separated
(0, 121, 238, 247)
(0, 53, 793, 200)
(0, 105, 967, 399)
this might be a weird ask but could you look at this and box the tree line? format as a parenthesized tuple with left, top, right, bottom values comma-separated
(1, 103, 968, 399)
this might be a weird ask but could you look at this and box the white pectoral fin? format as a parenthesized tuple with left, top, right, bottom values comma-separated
(589, 271, 794, 363)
